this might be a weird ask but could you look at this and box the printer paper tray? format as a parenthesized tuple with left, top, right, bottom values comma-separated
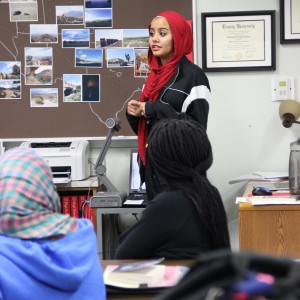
(52, 171, 71, 184)
(53, 178, 71, 184)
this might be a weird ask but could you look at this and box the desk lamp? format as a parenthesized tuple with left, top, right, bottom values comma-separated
(279, 99, 300, 195)
(279, 99, 300, 128)
(90, 118, 127, 207)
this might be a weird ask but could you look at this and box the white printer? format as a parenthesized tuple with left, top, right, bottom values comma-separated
(20, 140, 90, 183)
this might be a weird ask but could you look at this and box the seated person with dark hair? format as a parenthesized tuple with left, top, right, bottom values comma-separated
(115, 118, 231, 259)
(0, 147, 106, 300)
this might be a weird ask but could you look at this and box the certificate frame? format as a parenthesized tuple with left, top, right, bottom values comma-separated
(280, 0, 300, 44)
(201, 11, 276, 72)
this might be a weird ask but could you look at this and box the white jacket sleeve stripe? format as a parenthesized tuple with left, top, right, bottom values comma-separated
(181, 85, 211, 113)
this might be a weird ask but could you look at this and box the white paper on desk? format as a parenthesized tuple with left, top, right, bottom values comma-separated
(123, 199, 144, 205)
(229, 171, 288, 184)
(236, 196, 300, 205)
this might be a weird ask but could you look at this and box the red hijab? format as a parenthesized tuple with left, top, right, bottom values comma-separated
(138, 10, 193, 164)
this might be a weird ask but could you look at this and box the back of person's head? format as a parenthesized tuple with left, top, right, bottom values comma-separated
(0, 147, 77, 239)
(147, 118, 231, 249)
(147, 118, 212, 179)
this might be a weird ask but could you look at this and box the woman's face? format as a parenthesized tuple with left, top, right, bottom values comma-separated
(149, 17, 174, 65)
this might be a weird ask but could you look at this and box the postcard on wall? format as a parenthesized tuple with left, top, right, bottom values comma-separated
(56, 5, 84, 25)
(9, 2, 38, 22)
(84, 5, 113, 28)
(75, 48, 103, 68)
(30, 88, 58, 107)
(134, 48, 149, 78)
(106, 47, 134, 68)
(24, 47, 53, 85)
(84, 0, 112, 9)
(82, 74, 100, 102)
(62, 29, 90, 48)
(95, 29, 123, 48)
(0, 61, 21, 100)
(30, 24, 58, 44)
(63, 74, 82, 102)
(123, 29, 149, 48)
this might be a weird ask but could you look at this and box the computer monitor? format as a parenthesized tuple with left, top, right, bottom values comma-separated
(129, 149, 146, 193)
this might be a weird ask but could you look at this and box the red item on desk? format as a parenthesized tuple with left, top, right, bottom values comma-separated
(247, 192, 291, 197)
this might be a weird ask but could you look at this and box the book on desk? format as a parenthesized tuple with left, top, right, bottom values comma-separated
(236, 181, 300, 206)
(103, 258, 189, 292)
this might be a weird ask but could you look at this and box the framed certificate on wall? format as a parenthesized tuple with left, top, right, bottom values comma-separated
(201, 10, 276, 72)
(280, 0, 300, 44)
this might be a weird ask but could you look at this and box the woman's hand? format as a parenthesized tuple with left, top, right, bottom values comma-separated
(127, 100, 146, 117)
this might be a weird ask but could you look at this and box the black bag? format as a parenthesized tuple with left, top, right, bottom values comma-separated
(156, 250, 300, 300)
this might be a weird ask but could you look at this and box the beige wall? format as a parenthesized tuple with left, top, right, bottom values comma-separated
(196, 0, 300, 220)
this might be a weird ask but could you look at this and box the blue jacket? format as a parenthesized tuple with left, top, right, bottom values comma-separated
(0, 219, 106, 300)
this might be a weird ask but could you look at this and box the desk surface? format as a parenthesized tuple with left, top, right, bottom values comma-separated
(101, 259, 193, 300)
(239, 181, 300, 211)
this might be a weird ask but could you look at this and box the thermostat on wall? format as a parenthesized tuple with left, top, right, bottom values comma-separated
(271, 76, 295, 101)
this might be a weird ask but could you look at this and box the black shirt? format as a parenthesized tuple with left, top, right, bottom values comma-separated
(115, 190, 213, 259)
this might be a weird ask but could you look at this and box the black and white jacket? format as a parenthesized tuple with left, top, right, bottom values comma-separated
(126, 55, 211, 134)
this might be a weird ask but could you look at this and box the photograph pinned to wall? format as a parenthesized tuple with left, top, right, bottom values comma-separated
(30, 24, 58, 44)
(134, 48, 149, 78)
(0, 61, 21, 99)
(24, 47, 53, 85)
(201, 10, 276, 72)
(56, 5, 84, 25)
(85, 0, 112, 9)
(95, 29, 123, 48)
(82, 74, 100, 102)
(63, 74, 81, 102)
(62, 29, 90, 48)
(123, 29, 148, 47)
(75, 48, 103, 68)
(30, 88, 58, 107)
(280, 0, 300, 44)
(106, 47, 134, 68)
(9, 1, 38, 22)
(84, 7, 112, 28)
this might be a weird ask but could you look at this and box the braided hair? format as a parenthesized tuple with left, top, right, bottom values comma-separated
(147, 118, 231, 249)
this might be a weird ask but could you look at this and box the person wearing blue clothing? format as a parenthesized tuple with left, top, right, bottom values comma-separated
(0, 147, 106, 300)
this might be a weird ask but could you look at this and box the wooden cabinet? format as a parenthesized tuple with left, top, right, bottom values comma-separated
(239, 182, 300, 258)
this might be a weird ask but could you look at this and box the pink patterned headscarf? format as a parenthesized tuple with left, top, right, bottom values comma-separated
(0, 147, 77, 239)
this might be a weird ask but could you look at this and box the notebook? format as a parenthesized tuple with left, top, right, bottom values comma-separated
(123, 149, 148, 206)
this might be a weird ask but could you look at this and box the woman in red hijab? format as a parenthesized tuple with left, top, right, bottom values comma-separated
(126, 10, 211, 199)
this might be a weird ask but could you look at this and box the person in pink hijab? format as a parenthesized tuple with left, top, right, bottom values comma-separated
(126, 10, 211, 199)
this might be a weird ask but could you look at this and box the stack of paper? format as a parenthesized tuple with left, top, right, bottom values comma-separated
(229, 171, 288, 184)
(236, 196, 300, 205)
